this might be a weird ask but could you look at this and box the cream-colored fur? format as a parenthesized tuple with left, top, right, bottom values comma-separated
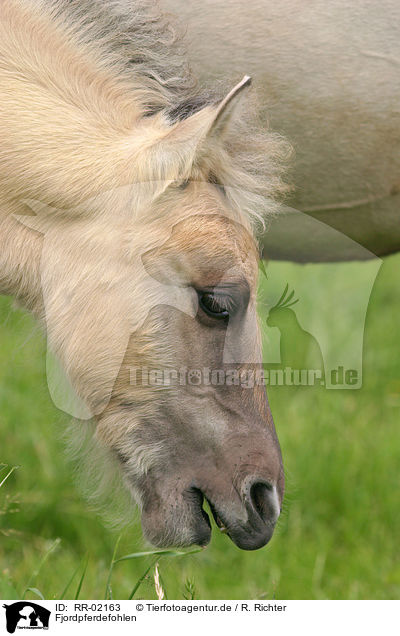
(0, 0, 286, 547)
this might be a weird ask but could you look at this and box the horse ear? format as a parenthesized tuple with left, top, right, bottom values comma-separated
(164, 76, 252, 149)
(208, 75, 252, 138)
(154, 76, 251, 182)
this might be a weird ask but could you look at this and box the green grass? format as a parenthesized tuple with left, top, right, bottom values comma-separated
(1, 254, 399, 599)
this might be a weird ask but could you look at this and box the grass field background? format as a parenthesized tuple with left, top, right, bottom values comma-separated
(0, 254, 399, 600)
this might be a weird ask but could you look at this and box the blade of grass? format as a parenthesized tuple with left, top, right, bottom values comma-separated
(0, 465, 19, 489)
(25, 587, 44, 600)
(22, 537, 61, 599)
(74, 555, 89, 600)
(128, 557, 158, 600)
(106, 543, 202, 599)
(104, 534, 122, 600)
(114, 547, 202, 563)
(59, 561, 82, 600)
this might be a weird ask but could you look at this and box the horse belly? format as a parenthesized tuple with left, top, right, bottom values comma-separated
(162, 0, 400, 259)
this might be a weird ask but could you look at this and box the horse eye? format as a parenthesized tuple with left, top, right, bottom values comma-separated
(198, 292, 232, 319)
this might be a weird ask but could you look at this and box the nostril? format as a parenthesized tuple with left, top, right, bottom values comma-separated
(249, 481, 277, 524)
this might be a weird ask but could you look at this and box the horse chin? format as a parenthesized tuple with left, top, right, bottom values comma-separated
(140, 487, 212, 549)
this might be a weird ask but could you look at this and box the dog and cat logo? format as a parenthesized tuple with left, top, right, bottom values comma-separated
(2, 603, 50, 633)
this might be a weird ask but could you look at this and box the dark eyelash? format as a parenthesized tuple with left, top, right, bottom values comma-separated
(197, 291, 237, 319)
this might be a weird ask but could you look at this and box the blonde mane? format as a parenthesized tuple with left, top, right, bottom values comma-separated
(0, 0, 290, 225)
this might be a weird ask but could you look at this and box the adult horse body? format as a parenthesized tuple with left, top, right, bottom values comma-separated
(163, 0, 400, 261)
(0, 0, 286, 549)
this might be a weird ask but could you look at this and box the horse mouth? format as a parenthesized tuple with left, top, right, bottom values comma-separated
(190, 486, 277, 551)
(141, 480, 280, 550)
(191, 488, 232, 539)
(189, 488, 228, 541)
(206, 497, 229, 534)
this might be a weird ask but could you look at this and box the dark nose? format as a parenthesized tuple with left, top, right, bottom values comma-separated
(247, 481, 280, 524)
(232, 478, 281, 550)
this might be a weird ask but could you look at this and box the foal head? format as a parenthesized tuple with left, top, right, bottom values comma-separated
(19, 75, 288, 550)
